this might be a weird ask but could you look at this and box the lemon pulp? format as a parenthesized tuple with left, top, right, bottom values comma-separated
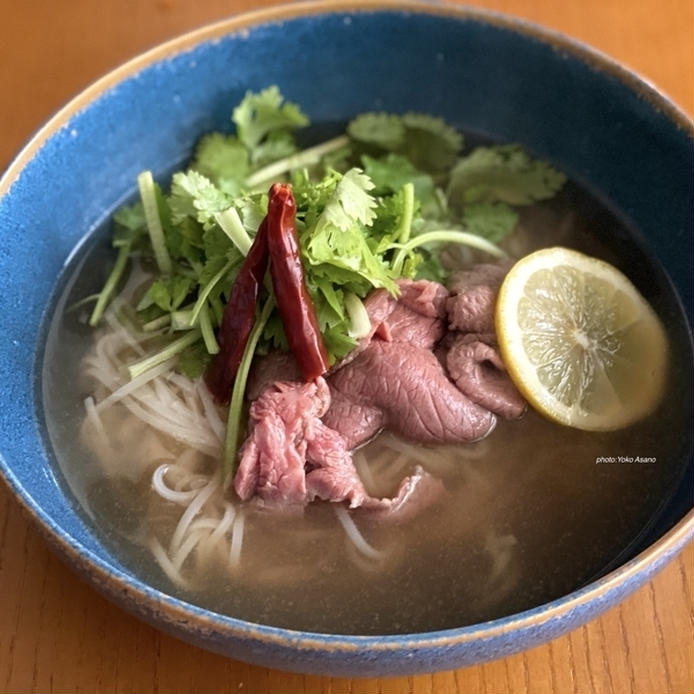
(495, 247, 668, 430)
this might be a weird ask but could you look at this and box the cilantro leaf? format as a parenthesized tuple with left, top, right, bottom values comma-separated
(347, 112, 405, 150)
(202, 225, 234, 261)
(400, 112, 463, 172)
(348, 112, 462, 172)
(413, 252, 450, 283)
(361, 153, 435, 203)
(321, 325, 357, 362)
(169, 171, 232, 229)
(250, 130, 297, 167)
(448, 145, 566, 206)
(370, 187, 421, 251)
(304, 169, 396, 293)
(232, 86, 308, 151)
(164, 216, 205, 266)
(112, 202, 146, 248)
(190, 132, 249, 195)
(177, 340, 211, 379)
(146, 275, 194, 312)
(316, 168, 377, 231)
(260, 313, 289, 352)
(235, 194, 267, 233)
(462, 201, 519, 242)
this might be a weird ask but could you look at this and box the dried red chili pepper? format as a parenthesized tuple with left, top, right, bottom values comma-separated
(205, 220, 269, 404)
(267, 183, 329, 381)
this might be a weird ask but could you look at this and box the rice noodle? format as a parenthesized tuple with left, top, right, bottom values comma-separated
(333, 506, 383, 560)
(229, 511, 245, 570)
(152, 464, 203, 504)
(344, 538, 390, 574)
(96, 358, 176, 412)
(169, 473, 220, 553)
(379, 435, 454, 472)
(207, 502, 236, 547)
(171, 527, 211, 572)
(83, 396, 111, 449)
(197, 382, 226, 443)
(117, 395, 220, 455)
(103, 309, 146, 357)
(353, 451, 376, 492)
(148, 535, 190, 589)
(196, 503, 236, 565)
(80, 294, 433, 589)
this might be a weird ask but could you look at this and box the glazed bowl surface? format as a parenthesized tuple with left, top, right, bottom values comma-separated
(0, 0, 692, 677)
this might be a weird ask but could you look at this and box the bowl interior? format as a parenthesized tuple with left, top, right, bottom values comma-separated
(1, 2, 692, 642)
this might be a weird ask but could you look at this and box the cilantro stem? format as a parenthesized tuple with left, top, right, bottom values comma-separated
(188, 257, 236, 327)
(89, 243, 131, 326)
(142, 314, 171, 332)
(245, 135, 350, 188)
(199, 302, 220, 355)
(344, 292, 371, 338)
(67, 293, 99, 314)
(397, 183, 415, 244)
(224, 296, 275, 483)
(214, 207, 252, 256)
(391, 229, 507, 276)
(137, 170, 173, 275)
(171, 309, 194, 331)
(128, 330, 200, 380)
(210, 294, 224, 325)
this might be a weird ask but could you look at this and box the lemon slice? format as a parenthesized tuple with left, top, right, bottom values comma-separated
(495, 247, 668, 431)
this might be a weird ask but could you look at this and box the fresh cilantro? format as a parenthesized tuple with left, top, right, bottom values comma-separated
(232, 86, 308, 151)
(448, 145, 566, 206)
(146, 276, 194, 312)
(250, 130, 297, 167)
(361, 153, 434, 203)
(463, 201, 519, 242)
(400, 112, 463, 172)
(235, 194, 267, 233)
(316, 168, 378, 231)
(413, 252, 450, 283)
(112, 203, 145, 241)
(164, 216, 205, 266)
(190, 133, 249, 195)
(347, 113, 405, 151)
(169, 171, 232, 229)
(93, 86, 567, 433)
(177, 340, 211, 379)
(304, 168, 396, 293)
(260, 312, 290, 353)
(348, 112, 462, 172)
(321, 325, 358, 362)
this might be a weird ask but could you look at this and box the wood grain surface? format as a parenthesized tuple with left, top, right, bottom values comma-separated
(1, 1, 692, 692)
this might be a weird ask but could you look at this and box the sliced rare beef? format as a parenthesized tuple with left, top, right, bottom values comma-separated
(324, 341, 496, 447)
(235, 265, 525, 510)
(445, 335, 526, 419)
(322, 388, 385, 450)
(335, 279, 447, 367)
(246, 351, 301, 402)
(235, 377, 441, 514)
(446, 260, 513, 335)
(361, 466, 446, 523)
(234, 378, 329, 504)
(333, 288, 393, 369)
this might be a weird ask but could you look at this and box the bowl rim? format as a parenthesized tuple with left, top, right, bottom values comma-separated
(1, 0, 692, 653)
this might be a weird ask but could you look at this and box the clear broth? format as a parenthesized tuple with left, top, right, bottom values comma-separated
(41, 175, 692, 635)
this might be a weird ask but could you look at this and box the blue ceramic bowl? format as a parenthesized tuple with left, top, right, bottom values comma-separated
(1, 0, 692, 677)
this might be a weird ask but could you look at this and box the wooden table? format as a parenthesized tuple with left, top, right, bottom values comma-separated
(1, 1, 692, 692)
